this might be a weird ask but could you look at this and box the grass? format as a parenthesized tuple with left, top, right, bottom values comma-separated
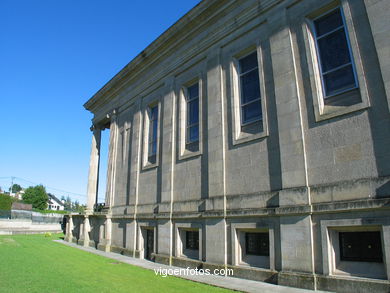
(0, 234, 232, 293)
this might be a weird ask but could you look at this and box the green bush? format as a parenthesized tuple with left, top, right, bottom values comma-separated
(22, 185, 48, 210)
(0, 194, 17, 210)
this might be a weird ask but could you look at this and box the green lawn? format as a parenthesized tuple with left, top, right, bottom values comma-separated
(0, 234, 232, 293)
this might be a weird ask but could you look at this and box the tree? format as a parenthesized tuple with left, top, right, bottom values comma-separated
(0, 193, 18, 210)
(10, 184, 22, 193)
(73, 200, 85, 213)
(64, 196, 72, 211)
(22, 185, 48, 210)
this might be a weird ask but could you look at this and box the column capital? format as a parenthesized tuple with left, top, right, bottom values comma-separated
(90, 124, 102, 132)
(86, 123, 102, 212)
(106, 108, 118, 120)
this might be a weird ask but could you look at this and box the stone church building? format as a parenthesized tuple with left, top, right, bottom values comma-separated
(65, 0, 390, 292)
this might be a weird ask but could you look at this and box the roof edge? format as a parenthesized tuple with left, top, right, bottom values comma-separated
(84, 0, 213, 112)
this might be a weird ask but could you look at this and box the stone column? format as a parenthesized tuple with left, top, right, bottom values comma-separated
(97, 215, 112, 252)
(105, 111, 118, 208)
(104, 216, 112, 252)
(81, 215, 90, 247)
(65, 215, 74, 242)
(86, 126, 101, 212)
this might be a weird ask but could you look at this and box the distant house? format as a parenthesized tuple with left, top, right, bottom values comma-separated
(47, 193, 64, 211)
(14, 190, 24, 200)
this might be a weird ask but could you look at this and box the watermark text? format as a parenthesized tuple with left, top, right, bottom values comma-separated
(154, 266, 233, 278)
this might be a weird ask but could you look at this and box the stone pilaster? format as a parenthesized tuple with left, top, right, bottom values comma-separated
(78, 215, 91, 247)
(65, 215, 74, 242)
(97, 215, 112, 252)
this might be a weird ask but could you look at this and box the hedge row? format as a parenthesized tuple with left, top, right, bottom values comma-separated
(0, 193, 18, 210)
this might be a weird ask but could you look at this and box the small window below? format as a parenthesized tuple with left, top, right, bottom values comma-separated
(325, 225, 387, 279)
(179, 229, 200, 260)
(237, 230, 270, 269)
(185, 230, 199, 250)
(245, 232, 269, 256)
(339, 231, 383, 263)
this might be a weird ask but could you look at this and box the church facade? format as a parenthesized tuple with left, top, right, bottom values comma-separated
(66, 0, 390, 292)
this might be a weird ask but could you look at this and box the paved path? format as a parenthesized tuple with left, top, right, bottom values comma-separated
(55, 240, 332, 293)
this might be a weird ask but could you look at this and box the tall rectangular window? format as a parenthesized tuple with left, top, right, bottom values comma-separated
(148, 105, 158, 163)
(186, 83, 199, 144)
(238, 52, 262, 125)
(313, 8, 358, 98)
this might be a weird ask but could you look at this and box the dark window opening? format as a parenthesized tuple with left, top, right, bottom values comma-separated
(238, 52, 262, 126)
(313, 8, 358, 98)
(186, 83, 200, 144)
(148, 105, 158, 162)
(339, 231, 383, 262)
(185, 230, 199, 250)
(245, 232, 269, 256)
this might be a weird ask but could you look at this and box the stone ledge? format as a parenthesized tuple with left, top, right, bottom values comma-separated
(278, 271, 316, 291)
(107, 197, 390, 220)
(107, 176, 390, 219)
(316, 275, 390, 293)
(110, 245, 137, 257)
(226, 265, 278, 284)
(97, 243, 110, 252)
(154, 253, 170, 265)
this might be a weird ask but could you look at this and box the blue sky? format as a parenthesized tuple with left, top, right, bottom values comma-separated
(0, 0, 200, 203)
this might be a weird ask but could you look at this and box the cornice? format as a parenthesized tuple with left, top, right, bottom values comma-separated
(84, 0, 283, 114)
(83, 0, 216, 112)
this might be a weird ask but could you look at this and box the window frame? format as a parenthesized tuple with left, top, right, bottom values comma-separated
(177, 73, 204, 160)
(320, 218, 390, 280)
(230, 222, 275, 270)
(229, 44, 269, 146)
(185, 82, 200, 145)
(302, 1, 371, 122)
(142, 99, 161, 169)
(311, 6, 359, 100)
(137, 221, 157, 260)
(175, 223, 202, 261)
(237, 51, 263, 127)
(147, 104, 159, 161)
